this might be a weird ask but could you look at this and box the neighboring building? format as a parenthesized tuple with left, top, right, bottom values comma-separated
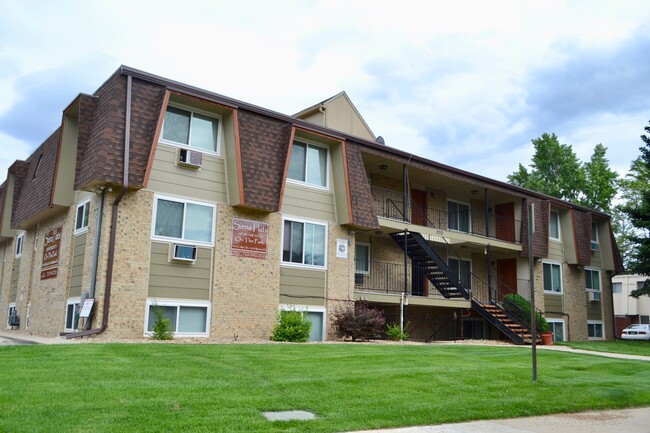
(613, 274, 650, 337)
(0, 66, 623, 343)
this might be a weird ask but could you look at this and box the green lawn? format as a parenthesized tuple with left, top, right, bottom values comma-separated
(558, 340, 650, 356)
(1, 343, 649, 433)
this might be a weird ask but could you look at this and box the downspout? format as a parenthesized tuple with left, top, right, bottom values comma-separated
(83, 188, 105, 330)
(68, 74, 132, 338)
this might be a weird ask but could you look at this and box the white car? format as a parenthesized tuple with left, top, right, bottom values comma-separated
(621, 324, 650, 341)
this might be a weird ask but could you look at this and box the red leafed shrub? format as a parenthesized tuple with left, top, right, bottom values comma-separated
(331, 301, 386, 341)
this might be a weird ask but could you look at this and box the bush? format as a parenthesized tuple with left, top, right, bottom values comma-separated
(503, 293, 549, 333)
(270, 309, 312, 342)
(386, 322, 409, 341)
(151, 304, 173, 340)
(331, 301, 386, 341)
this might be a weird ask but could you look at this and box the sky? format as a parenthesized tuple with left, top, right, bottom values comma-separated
(1, 0, 650, 185)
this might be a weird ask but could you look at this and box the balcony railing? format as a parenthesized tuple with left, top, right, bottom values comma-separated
(371, 186, 522, 243)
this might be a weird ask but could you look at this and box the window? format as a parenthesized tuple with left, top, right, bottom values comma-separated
(447, 201, 470, 233)
(7, 304, 16, 326)
(591, 222, 599, 250)
(64, 298, 81, 332)
(547, 320, 565, 342)
(637, 280, 649, 291)
(282, 219, 327, 267)
(152, 196, 215, 246)
(585, 269, 601, 292)
(641, 315, 649, 324)
(355, 243, 370, 274)
(74, 200, 90, 234)
(287, 140, 328, 188)
(612, 282, 622, 293)
(543, 262, 562, 293)
(549, 210, 560, 240)
(279, 305, 326, 342)
(588, 320, 605, 340)
(146, 300, 210, 336)
(449, 257, 472, 290)
(161, 105, 220, 154)
(32, 153, 43, 180)
(15, 232, 24, 258)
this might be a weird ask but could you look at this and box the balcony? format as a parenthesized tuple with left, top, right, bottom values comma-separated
(371, 186, 522, 244)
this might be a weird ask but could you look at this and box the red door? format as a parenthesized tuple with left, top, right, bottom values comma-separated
(410, 189, 427, 226)
(496, 258, 518, 298)
(495, 202, 516, 242)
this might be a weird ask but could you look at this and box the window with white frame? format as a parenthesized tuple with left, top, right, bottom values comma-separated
(355, 243, 370, 274)
(282, 219, 327, 267)
(591, 221, 599, 250)
(279, 305, 326, 342)
(7, 303, 16, 326)
(612, 282, 622, 293)
(152, 196, 216, 245)
(585, 268, 601, 292)
(543, 262, 562, 293)
(15, 232, 24, 258)
(146, 300, 210, 336)
(588, 320, 604, 340)
(447, 200, 470, 233)
(74, 200, 90, 234)
(161, 105, 221, 154)
(547, 319, 565, 342)
(449, 257, 472, 290)
(64, 298, 81, 331)
(287, 140, 328, 188)
(549, 210, 560, 240)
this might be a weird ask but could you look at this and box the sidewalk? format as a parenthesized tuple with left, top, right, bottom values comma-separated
(345, 407, 650, 433)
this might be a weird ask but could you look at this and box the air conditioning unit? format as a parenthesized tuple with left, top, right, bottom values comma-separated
(178, 148, 202, 168)
(170, 244, 197, 262)
(591, 242, 599, 251)
(588, 291, 601, 302)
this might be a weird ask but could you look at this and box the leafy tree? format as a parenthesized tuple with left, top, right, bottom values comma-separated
(508, 133, 586, 203)
(622, 121, 650, 282)
(270, 309, 312, 342)
(582, 143, 618, 213)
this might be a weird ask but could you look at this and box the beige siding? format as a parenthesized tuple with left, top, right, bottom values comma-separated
(68, 233, 87, 297)
(148, 242, 212, 300)
(586, 293, 603, 320)
(10, 258, 20, 302)
(147, 144, 228, 203)
(590, 249, 602, 268)
(548, 240, 564, 261)
(280, 267, 326, 306)
(282, 183, 336, 221)
(544, 293, 563, 312)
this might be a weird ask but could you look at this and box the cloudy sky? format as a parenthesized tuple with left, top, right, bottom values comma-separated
(1, 0, 649, 184)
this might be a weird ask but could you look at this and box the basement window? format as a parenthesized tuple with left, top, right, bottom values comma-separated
(145, 300, 210, 336)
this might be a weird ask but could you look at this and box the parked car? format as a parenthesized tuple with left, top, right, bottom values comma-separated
(621, 324, 650, 341)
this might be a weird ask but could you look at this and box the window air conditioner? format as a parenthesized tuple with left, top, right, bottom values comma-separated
(591, 242, 599, 251)
(588, 291, 600, 302)
(178, 149, 203, 168)
(170, 244, 198, 262)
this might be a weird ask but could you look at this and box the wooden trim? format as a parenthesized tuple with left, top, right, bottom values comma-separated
(279, 126, 297, 210)
(232, 109, 245, 206)
(341, 140, 354, 226)
(169, 90, 237, 111)
(143, 90, 171, 188)
(293, 125, 340, 143)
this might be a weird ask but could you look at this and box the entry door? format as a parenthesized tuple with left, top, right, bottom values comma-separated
(410, 189, 427, 226)
(496, 258, 518, 298)
(307, 311, 324, 342)
(495, 202, 516, 242)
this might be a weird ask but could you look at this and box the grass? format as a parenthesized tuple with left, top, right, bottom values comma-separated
(1, 343, 650, 433)
(558, 340, 650, 356)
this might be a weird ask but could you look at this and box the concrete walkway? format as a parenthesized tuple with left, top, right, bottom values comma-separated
(344, 407, 650, 433)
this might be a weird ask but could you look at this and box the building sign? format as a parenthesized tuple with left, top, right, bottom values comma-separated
(40, 268, 58, 280)
(336, 239, 349, 259)
(79, 299, 95, 318)
(41, 227, 62, 280)
(231, 218, 269, 259)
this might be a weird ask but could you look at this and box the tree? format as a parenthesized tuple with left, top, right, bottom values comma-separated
(621, 120, 650, 281)
(508, 133, 618, 213)
(582, 143, 618, 213)
(508, 133, 585, 203)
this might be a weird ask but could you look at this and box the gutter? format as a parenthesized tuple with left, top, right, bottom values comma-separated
(67, 74, 132, 339)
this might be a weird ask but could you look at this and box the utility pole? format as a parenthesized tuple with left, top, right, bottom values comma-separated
(528, 203, 537, 383)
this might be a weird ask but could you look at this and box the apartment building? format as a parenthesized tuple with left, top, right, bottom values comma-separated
(0, 66, 622, 342)
(613, 274, 650, 337)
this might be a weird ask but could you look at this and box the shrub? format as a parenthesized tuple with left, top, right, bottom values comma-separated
(386, 322, 409, 341)
(151, 304, 173, 340)
(270, 309, 312, 342)
(503, 293, 549, 333)
(331, 301, 386, 341)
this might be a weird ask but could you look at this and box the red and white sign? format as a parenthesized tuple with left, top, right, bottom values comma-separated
(231, 218, 269, 260)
